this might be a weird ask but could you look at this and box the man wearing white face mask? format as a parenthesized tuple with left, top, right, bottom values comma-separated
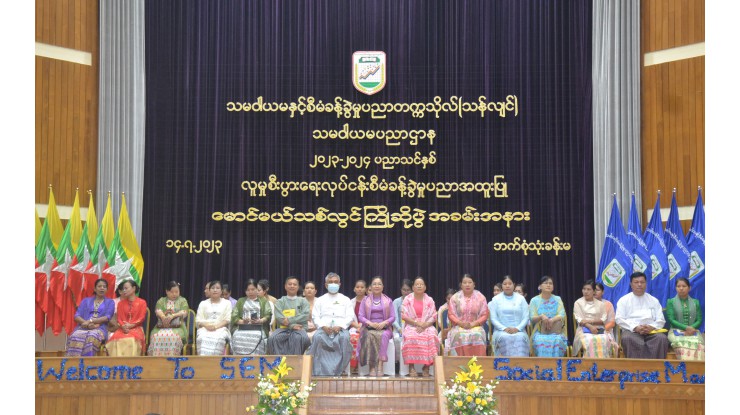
(309, 272, 354, 376)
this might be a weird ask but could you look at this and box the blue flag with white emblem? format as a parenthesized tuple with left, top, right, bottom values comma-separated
(643, 192, 670, 305)
(596, 196, 633, 304)
(628, 194, 651, 280)
(686, 189, 705, 332)
(664, 191, 691, 300)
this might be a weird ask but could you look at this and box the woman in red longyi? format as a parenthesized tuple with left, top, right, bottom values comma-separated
(106, 279, 148, 356)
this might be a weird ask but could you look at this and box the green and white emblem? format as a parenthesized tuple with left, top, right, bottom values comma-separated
(353, 51, 386, 95)
(667, 253, 681, 279)
(602, 258, 626, 288)
(650, 254, 663, 279)
(633, 255, 648, 273)
(689, 251, 704, 279)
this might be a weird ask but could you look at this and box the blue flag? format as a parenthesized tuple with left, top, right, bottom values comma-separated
(686, 189, 705, 332)
(643, 192, 670, 305)
(664, 191, 691, 300)
(627, 193, 651, 279)
(596, 196, 633, 304)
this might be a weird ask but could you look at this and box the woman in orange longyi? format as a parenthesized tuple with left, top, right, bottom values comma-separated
(106, 280, 148, 356)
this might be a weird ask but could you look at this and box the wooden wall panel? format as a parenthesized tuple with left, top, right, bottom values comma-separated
(36, 356, 310, 415)
(35, 0, 97, 52)
(37, 377, 282, 414)
(641, 0, 704, 53)
(36, 396, 129, 415)
(37, 356, 704, 415)
(437, 357, 704, 415)
(35, 0, 99, 207)
(641, 1, 704, 233)
(640, 56, 704, 231)
(35, 56, 98, 206)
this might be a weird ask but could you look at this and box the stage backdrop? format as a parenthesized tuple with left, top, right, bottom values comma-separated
(142, 0, 594, 315)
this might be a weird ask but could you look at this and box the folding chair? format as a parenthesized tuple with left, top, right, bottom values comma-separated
(143, 308, 151, 356)
(184, 309, 196, 355)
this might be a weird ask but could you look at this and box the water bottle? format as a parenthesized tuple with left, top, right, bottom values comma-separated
(329, 319, 335, 339)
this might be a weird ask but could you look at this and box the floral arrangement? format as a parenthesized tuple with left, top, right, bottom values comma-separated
(441, 357, 499, 415)
(247, 357, 315, 415)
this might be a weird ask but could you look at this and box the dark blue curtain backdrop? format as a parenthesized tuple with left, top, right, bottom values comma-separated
(143, 0, 594, 316)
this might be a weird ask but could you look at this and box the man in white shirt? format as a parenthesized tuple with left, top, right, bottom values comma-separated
(308, 272, 354, 376)
(615, 272, 668, 359)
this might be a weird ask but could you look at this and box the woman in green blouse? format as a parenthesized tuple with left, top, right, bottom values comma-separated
(666, 277, 704, 361)
(148, 281, 189, 356)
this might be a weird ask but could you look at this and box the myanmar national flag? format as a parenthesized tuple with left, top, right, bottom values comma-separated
(50, 220, 78, 335)
(105, 194, 144, 287)
(86, 190, 99, 246)
(596, 196, 633, 304)
(664, 191, 691, 299)
(86, 227, 114, 298)
(100, 192, 115, 250)
(643, 192, 670, 305)
(686, 189, 705, 332)
(69, 223, 93, 307)
(35, 220, 56, 335)
(69, 192, 97, 305)
(68, 189, 83, 252)
(46, 187, 64, 250)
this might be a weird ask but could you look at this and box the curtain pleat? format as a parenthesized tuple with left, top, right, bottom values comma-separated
(592, 0, 641, 268)
(98, 0, 146, 237)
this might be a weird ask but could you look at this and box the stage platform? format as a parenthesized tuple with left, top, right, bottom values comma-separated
(35, 355, 704, 415)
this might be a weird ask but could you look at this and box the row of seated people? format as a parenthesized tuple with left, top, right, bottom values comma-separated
(436, 273, 704, 361)
(65, 278, 302, 358)
(64, 274, 440, 378)
(64, 271, 703, 370)
(65, 279, 185, 357)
